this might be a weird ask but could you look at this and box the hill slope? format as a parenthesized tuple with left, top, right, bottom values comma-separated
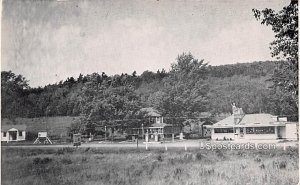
(1, 54, 297, 124)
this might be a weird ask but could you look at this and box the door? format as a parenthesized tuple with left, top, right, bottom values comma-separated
(239, 128, 244, 138)
(9, 131, 17, 141)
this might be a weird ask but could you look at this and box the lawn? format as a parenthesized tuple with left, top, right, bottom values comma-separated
(1, 146, 299, 185)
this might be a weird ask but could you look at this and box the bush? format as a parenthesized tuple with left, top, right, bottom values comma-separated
(273, 160, 287, 169)
(254, 156, 261, 163)
(182, 153, 193, 162)
(259, 163, 265, 169)
(55, 147, 75, 155)
(215, 149, 224, 158)
(157, 154, 163, 162)
(33, 157, 52, 165)
(61, 158, 73, 164)
(195, 152, 202, 160)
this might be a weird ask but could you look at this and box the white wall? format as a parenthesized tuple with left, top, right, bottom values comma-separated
(1, 132, 8, 142)
(17, 131, 26, 141)
(243, 134, 277, 140)
(285, 123, 298, 140)
(211, 133, 235, 140)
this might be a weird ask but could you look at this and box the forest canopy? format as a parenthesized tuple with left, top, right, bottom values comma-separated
(1, 53, 298, 123)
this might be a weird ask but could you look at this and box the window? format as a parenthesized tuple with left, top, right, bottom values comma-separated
(246, 127, 275, 134)
(19, 131, 23, 136)
(246, 127, 254, 134)
(214, 128, 234, 133)
(3, 132, 6, 137)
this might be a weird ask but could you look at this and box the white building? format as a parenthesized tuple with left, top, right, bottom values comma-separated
(1, 125, 27, 142)
(208, 104, 298, 141)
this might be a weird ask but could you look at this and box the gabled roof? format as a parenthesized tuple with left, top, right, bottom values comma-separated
(140, 107, 161, 117)
(212, 115, 235, 128)
(238, 114, 286, 127)
(1, 124, 27, 132)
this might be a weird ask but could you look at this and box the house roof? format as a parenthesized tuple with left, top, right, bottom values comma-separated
(1, 124, 27, 132)
(238, 113, 286, 127)
(212, 115, 235, 128)
(140, 107, 161, 117)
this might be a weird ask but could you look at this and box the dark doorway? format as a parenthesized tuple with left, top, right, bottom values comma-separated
(9, 131, 17, 141)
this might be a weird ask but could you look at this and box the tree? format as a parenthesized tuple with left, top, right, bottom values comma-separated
(253, 1, 298, 106)
(1, 71, 29, 118)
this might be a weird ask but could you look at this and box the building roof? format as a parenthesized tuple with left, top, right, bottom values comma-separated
(140, 107, 161, 117)
(212, 115, 235, 128)
(238, 114, 286, 127)
(1, 124, 27, 132)
(210, 113, 288, 128)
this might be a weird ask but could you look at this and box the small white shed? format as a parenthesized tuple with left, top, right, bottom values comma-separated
(1, 125, 27, 142)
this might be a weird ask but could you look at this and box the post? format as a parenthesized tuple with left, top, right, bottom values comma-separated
(154, 132, 158, 142)
(165, 144, 168, 151)
(172, 133, 174, 143)
(146, 142, 148, 150)
(283, 142, 286, 151)
(179, 132, 183, 140)
(199, 141, 203, 149)
(105, 126, 107, 142)
(136, 136, 139, 149)
(145, 132, 149, 142)
(185, 143, 187, 151)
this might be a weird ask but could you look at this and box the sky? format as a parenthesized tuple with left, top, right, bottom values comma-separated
(1, 0, 288, 87)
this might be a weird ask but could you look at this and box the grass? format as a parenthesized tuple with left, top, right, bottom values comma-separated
(1, 147, 299, 185)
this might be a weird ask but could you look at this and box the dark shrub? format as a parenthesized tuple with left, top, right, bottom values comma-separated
(254, 156, 261, 163)
(173, 168, 183, 180)
(157, 154, 163, 162)
(273, 160, 287, 169)
(56, 147, 75, 155)
(33, 157, 41, 165)
(215, 149, 224, 158)
(195, 152, 202, 160)
(259, 164, 265, 169)
(33, 157, 52, 165)
(82, 156, 88, 162)
(279, 161, 287, 169)
(182, 153, 193, 162)
(61, 158, 72, 164)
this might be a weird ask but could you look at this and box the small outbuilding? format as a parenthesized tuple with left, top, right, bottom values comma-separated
(1, 125, 27, 142)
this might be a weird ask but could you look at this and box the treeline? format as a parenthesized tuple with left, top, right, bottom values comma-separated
(1, 53, 298, 123)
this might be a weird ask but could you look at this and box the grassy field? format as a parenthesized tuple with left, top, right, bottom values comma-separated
(2, 116, 80, 141)
(1, 147, 299, 185)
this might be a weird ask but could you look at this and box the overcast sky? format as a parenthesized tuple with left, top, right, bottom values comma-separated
(2, 0, 287, 87)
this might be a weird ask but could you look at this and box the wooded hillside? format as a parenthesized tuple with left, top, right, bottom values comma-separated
(1, 53, 298, 124)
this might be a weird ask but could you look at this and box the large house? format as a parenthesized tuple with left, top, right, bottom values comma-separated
(1, 125, 27, 142)
(208, 104, 298, 140)
(127, 107, 181, 142)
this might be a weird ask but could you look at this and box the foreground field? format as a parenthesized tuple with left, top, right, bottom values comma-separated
(1, 147, 299, 185)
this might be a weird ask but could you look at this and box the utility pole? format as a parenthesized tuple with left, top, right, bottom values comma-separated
(104, 126, 107, 142)
(142, 123, 144, 139)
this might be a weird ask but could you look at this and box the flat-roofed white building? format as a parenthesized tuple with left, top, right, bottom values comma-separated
(207, 104, 298, 141)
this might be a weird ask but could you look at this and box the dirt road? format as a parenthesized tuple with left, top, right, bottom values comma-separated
(2, 139, 298, 150)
